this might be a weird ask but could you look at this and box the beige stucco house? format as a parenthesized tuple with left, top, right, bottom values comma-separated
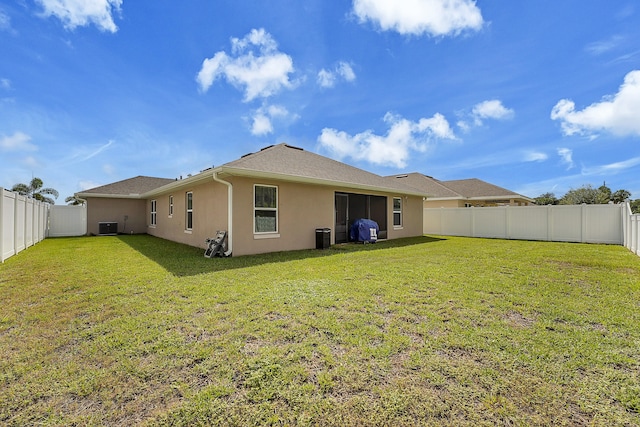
(388, 173, 533, 208)
(76, 144, 428, 256)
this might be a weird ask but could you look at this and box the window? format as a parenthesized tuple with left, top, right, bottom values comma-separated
(393, 197, 402, 227)
(169, 195, 173, 217)
(150, 200, 157, 226)
(254, 185, 277, 233)
(186, 192, 193, 230)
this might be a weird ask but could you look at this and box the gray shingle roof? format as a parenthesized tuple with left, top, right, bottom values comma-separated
(78, 176, 175, 196)
(222, 144, 427, 195)
(386, 173, 461, 198)
(77, 145, 437, 199)
(440, 178, 524, 198)
(387, 173, 531, 200)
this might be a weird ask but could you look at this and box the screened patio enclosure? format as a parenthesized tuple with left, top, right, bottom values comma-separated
(334, 192, 387, 244)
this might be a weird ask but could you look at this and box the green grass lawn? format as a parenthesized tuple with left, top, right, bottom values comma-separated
(1, 235, 639, 426)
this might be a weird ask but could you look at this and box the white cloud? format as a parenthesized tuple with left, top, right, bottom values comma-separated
(102, 163, 115, 175)
(352, 0, 484, 37)
(524, 151, 548, 162)
(23, 156, 41, 168)
(0, 9, 12, 32)
(581, 156, 640, 176)
(81, 140, 113, 161)
(585, 35, 624, 55)
(79, 180, 102, 190)
(196, 28, 295, 102)
(251, 113, 273, 136)
(0, 78, 10, 90)
(551, 70, 640, 137)
(318, 112, 455, 168)
(472, 99, 514, 125)
(250, 104, 294, 136)
(36, 0, 122, 32)
(317, 69, 335, 88)
(557, 147, 574, 169)
(317, 61, 356, 88)
(0, 131, 37, 151)
(458, 99, 514, 129)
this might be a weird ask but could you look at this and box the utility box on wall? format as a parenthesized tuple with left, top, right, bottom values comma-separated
(98, 222, 118, 235)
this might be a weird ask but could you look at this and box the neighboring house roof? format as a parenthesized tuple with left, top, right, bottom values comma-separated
(442, 178, 533, 202)
(386, 173, 460, 199)
(388, 173, 533, 202)
(77, 176, 175, 198)
(441, 178, 524, 200)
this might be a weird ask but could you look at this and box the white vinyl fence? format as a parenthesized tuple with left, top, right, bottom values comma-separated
(424, 203, 627, 245)
(1, 187, 50, 263)
(623, 203, 640, 256)
(49, 205, 87, 237)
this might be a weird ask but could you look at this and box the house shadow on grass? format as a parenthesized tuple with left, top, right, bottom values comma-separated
(117, 234, 446, 277)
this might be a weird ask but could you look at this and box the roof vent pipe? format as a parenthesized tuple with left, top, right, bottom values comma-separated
(212, 171, 233, 256)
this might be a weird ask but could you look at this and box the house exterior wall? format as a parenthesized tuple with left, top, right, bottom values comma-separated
(388, 195, 424, 240)
(146, 180, 228, 249)
(424, 199, 463, 208)
(85, 197, 147, 235)
(83, 174, 425, 256)
(227, 176, 335, 256)
(141, 175, 425, 257)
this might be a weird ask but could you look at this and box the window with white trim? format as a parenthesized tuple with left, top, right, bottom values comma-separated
(393, 197, 402, 227)
(186, 192, 193, 230)
(254, 185, 277, 233)
(150, 199, 157, 226)
(169, 195, 173, 217)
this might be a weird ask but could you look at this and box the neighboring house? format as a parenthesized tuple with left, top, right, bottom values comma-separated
(76, 144, 428, 256)
(388, 173, 533, 208)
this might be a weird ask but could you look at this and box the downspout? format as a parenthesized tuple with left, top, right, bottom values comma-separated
(76, 197, 88, 236)
(212, 171, 233, 256)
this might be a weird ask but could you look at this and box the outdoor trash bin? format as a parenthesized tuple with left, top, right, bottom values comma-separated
(315, 228, 331, 249)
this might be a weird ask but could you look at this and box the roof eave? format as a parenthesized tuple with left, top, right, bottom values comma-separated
(141, 170, 218, 198)
(467, 195, 534, 202)
(220, 166, 429, 197)
(74, 193, 144, 199)
(424, 196, 463, 201)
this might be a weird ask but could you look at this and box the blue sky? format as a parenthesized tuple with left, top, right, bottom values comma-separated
(2, 1, 640, 203)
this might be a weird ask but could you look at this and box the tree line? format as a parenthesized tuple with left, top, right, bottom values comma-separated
(9, 177, 83, 205)
(535, 183, 640, 213)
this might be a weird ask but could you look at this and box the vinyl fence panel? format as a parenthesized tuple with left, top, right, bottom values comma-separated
(1, 188, 17, 262)
(623, 203, 639, 256)
(49, 205, 87, 237)
(508, 206, 549, 241)
(424, 204, 625, 246)
(14, 193, 26, 254)
(473, 206, 507, 239)
(549, 205, 584, 242)
(0, 187, 50, 263)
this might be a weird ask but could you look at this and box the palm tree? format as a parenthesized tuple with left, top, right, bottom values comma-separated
(11, 177, 59, 204)
(64, 195, 85, 205)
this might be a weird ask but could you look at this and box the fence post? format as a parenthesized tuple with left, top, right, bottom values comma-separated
(14, 192, 18, 257)
(580, 204, 587, 243)
(546, 205, 553, 241)
(624, 203, 631, 250)
(471, 206, 475, 237)
(0, 188, 4, 263)
(505, 205, 511, 239)
(633, 215, 638, 255)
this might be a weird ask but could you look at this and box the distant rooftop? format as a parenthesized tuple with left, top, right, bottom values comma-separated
(77, 176, 175, 196)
